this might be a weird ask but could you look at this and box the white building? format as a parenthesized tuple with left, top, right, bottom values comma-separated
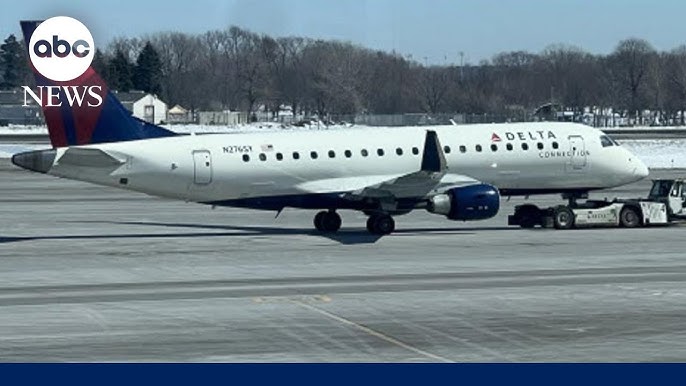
(198, 110, 248, 125)
(113, 91, 168, 124)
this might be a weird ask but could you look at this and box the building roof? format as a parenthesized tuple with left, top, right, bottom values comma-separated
(168, 104, 187, 115)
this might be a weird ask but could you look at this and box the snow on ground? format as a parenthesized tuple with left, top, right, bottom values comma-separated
(3, 123, 686, 136)
(0, 122, 355, 136)
(0, 144, 50, 159)
(0, 125, 47, 135)
(620, 139, 686, 169)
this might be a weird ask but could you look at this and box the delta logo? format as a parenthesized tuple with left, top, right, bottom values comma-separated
(22, 16, 103, 107)
(491, 131, 558, 142)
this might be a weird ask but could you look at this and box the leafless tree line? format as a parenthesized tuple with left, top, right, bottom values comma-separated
(99, 27, 686, 124)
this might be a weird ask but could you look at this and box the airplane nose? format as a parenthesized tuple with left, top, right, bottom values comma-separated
(634, 159, 649, 179)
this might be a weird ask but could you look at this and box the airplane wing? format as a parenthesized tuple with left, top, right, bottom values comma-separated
(294, 130, 481, 210)
(343, 130, 482, 203)
(348, 130, 447, 199)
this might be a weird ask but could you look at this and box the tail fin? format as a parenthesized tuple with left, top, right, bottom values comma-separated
(20, 20, 176, 148)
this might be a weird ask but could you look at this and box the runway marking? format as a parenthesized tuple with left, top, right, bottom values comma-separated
(289, 298, 454, 363)
(408, 322, 513, 362)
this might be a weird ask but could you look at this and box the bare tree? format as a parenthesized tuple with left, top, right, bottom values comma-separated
(86, 24, 686, 126)
(419, 66, 450, 113)
(662, 46, 686, 125)
(608, 38, 656, 124)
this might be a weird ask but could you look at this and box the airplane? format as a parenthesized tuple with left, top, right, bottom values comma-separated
(12, 21, 650, 235)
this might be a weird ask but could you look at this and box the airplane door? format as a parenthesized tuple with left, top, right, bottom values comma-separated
(568, 135, 587, 171)
(193, 150, 212, 184)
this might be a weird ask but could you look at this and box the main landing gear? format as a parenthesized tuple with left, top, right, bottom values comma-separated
(366, 214, 395, 235)
(312, 210, 396, 235)
(313, 210, 342, 233)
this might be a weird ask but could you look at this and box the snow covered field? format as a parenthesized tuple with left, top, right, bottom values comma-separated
(1, 124, 685, 168)
(621, 139, 686, 168)
(0, 122, 352, 136)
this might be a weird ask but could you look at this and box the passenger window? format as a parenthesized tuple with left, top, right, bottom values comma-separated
(292, 152, 300, 160)
(259, 153, 267, 161)
(396, 148, 403, 156)
(328, 150, 335, 158)
(522, 143, 529, 150)
(506, 143, 513, 151)
(476, 145, 482, 152)
(552, 142, 559, 149)
(242, 154, 250, 162)
(459, 145, 466, 153)
(491, 144, 498, 152)
(361, 149, 369, 157)
(412, 147, 419, 155)
(537, 142, 544, 150)
(344, 150, 352, 158)
(444, 146, 451, 154)
(377, 148, 385, 156)
(276, 153, 283, 161)
(310, 151, 318, 159)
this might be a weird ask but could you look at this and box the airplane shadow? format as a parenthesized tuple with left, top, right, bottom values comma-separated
(0, 220, 517, 246)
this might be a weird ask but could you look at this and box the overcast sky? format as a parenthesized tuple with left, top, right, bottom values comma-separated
(2, 0, 685, 64)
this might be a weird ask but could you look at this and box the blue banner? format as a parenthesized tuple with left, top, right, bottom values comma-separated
(1, 363, 683, 386)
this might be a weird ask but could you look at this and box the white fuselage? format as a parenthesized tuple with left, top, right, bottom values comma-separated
(45, 122, 649, 208)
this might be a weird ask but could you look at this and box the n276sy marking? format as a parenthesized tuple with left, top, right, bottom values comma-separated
(223, 145, 253, 154)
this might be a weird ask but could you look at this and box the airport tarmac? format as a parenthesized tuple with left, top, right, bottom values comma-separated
(1, 161, 685, 362)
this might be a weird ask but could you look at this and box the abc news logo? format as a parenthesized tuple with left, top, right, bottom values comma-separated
(22, 16, 103, 107)
(33, 35, 91, 59)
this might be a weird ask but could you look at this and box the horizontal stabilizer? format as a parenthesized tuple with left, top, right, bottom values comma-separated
(57, 147, 125, 167)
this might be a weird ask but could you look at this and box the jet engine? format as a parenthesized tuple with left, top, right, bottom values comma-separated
(427, 184, 500, 220)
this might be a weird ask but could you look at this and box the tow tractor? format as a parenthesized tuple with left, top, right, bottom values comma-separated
(508, 179, 686, 229)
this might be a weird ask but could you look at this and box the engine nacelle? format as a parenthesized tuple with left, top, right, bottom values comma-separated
(427, 184, 500, 220)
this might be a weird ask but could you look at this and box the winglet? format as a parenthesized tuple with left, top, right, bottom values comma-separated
(420, 130, 447, 173)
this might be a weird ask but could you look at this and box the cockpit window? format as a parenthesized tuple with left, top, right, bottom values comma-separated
(600, 135, 614, 147)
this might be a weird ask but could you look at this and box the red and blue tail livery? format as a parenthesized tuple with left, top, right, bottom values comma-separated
(20, 20, 176, 149)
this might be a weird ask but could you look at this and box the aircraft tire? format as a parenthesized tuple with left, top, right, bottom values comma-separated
(315, 210, 341, 232)
(367, 214, 395, 235)
(366, 216, 376, 233)
(322, 211, 342, 232)
(314, 211, 327, 231)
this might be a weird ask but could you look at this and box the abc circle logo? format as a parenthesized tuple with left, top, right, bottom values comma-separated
(29, 16, 95, 82)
